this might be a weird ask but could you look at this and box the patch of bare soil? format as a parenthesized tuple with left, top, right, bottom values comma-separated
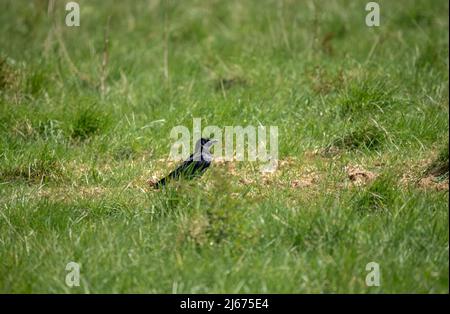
(417, 176, 449, 191)
(291, 172, 320, 188)
(399, 156, 449, 191)
(278, 157, 298, 168)
(345, 164, 377, 186)
(146, 153, 449, 193)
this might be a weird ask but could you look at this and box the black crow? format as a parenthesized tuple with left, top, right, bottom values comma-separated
(152, 138, 218, 188)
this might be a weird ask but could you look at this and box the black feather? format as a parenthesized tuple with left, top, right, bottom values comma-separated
(154, 138, 216, 188)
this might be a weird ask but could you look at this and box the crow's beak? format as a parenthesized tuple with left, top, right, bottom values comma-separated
(210, 139, 219, 145)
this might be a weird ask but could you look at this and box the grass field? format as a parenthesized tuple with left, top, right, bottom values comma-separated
(0, 0, 448, 293)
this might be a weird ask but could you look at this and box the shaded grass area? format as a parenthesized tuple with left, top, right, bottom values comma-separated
(0, 0, 448, 293)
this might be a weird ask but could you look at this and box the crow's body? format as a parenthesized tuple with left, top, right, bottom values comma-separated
(155, 153, 211, 187)
(154, 138, 217, 188)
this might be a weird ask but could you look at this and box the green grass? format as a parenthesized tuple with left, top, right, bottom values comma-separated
(0, 0, 448, 293)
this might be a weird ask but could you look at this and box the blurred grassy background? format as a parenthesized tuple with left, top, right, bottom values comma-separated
(0, 0, 448, 293)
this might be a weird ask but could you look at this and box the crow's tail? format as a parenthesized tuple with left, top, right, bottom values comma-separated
(153, 177, 166, 189)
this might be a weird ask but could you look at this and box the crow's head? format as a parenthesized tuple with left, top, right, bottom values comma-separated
(200, 137, 218, 147)
(194, 138, 218, 160)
